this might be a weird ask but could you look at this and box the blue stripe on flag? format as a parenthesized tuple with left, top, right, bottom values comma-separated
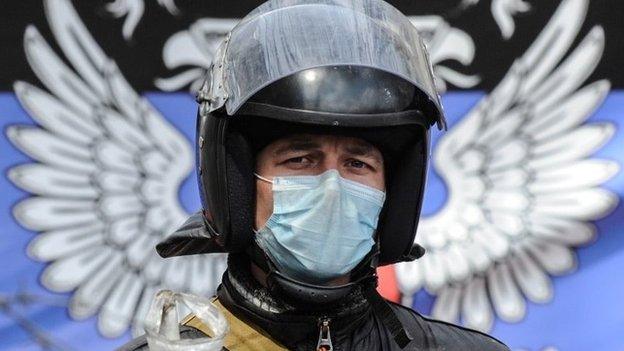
(0, 91, 622, 350)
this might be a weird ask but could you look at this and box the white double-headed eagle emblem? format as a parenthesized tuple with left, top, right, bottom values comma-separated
(7, 0, 618, 337)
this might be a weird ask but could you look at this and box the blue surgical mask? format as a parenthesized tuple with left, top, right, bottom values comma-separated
(254, 170, 386, 284)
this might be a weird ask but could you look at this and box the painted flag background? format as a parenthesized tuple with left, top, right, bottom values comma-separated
(0, 0, 623, 350)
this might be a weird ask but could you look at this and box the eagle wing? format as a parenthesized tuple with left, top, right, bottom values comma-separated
(7, 0, 226, 337)
(395, 0, 618, 331)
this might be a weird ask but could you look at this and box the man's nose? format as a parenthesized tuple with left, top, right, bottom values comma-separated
(319, 156, 345, 177)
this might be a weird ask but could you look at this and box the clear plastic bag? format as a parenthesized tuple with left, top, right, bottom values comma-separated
(144, 290, 228, 351)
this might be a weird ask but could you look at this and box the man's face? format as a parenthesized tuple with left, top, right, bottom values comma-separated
(254, 134, 385, 230)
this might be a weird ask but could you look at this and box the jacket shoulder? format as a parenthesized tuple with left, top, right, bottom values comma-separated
(388, 302, 510, 351)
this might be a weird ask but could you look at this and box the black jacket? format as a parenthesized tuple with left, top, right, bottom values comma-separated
(119, 255, 509, 351)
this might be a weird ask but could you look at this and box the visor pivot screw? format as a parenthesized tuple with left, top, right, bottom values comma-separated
(332, 121, 339, 126)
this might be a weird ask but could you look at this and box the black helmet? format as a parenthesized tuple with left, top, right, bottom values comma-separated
(157, 0, 445, 280)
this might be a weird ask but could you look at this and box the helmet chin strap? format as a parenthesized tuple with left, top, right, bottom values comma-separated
(267, 268, 374, 305)
(246, 240, 379, 305)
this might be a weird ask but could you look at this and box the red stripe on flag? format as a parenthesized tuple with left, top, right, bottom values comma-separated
(376, 265, 400, 303)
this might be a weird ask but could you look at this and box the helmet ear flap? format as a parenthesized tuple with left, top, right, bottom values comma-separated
(376, 126, 429, 265)
(197, 110, 229, 245)
(222, 125, 256, 252)
(197, 110, 255, 252)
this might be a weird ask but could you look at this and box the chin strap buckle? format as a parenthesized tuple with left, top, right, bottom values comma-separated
(401, 243, 426, 262)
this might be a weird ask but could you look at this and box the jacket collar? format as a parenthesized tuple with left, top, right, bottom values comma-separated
(217, 253, 372, 346)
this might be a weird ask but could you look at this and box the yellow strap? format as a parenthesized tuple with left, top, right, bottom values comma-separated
(181, 299, 288, 351)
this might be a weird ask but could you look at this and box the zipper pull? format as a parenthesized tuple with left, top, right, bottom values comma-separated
(316, 317, 333, 351)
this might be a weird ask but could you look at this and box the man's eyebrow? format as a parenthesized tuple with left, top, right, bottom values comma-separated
(344, 143, 383, 163)
(272, 136, 321, 156)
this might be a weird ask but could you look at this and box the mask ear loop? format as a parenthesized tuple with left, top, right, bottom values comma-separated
(254, 173, 274, 184)
(252, 173, 274, 232)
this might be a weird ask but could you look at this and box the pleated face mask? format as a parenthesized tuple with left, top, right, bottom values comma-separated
(254, 170, 386, 284)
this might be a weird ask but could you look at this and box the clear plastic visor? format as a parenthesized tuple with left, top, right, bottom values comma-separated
(206, 0, 442, 117)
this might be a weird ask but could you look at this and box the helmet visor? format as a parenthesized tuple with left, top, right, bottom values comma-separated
(206, 0, 443, 123)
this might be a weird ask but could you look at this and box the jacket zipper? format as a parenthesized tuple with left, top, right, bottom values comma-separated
(316, 317, 333, 351)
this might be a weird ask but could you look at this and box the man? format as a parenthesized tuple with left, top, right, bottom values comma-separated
(121, 0, 509, 349)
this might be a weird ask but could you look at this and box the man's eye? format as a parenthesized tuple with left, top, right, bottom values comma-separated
(348, 160, 367, 169)
(287, 157, 307, 164)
